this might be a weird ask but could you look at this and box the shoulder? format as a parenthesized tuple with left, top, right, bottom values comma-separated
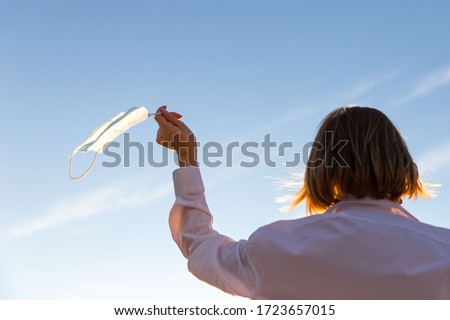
(247, 210, 450, 251)
(247, 213, 336, 248)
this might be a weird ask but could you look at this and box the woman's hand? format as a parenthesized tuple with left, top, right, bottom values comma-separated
(154, 106, 198, 167)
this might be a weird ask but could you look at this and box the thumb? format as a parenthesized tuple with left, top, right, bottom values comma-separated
(154, 113, 172, 128)
(153, 105, 173, 128)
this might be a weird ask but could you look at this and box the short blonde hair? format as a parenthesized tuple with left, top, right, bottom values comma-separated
(291, 106, 432, 214)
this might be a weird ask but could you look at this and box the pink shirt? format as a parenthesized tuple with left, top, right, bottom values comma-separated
(169, 167, 450, 299)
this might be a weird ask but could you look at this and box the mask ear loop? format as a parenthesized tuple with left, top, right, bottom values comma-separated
(69, 152, 99, 180)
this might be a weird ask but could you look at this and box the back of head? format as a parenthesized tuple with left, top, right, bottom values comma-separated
(292, 105, 431, 214)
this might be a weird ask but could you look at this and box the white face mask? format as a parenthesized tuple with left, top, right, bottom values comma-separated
(69, 106, 158, 180)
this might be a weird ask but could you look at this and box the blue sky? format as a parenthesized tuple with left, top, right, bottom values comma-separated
(1, 0, 450, 299)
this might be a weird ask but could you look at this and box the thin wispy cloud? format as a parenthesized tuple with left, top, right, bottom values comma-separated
(7, 180, 172, 239)
(343, 69, 405, 101)
(268, 70, 404, 130)
(394, 65, 450, 106)
(416, 141, 450, 175)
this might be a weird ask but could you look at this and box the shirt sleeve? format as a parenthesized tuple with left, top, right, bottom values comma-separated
(169, 166, 256, 298)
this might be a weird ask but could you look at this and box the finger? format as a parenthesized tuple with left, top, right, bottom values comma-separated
(153, 106, 181, 124)
(162, 109, 189, 130)
(170, 112, 183, 119)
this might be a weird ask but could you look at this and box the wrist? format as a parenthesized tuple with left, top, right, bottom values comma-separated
(177, 147, 198, 167)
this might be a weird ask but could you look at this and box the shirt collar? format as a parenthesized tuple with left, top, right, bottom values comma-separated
(324, 196, 419, 221)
